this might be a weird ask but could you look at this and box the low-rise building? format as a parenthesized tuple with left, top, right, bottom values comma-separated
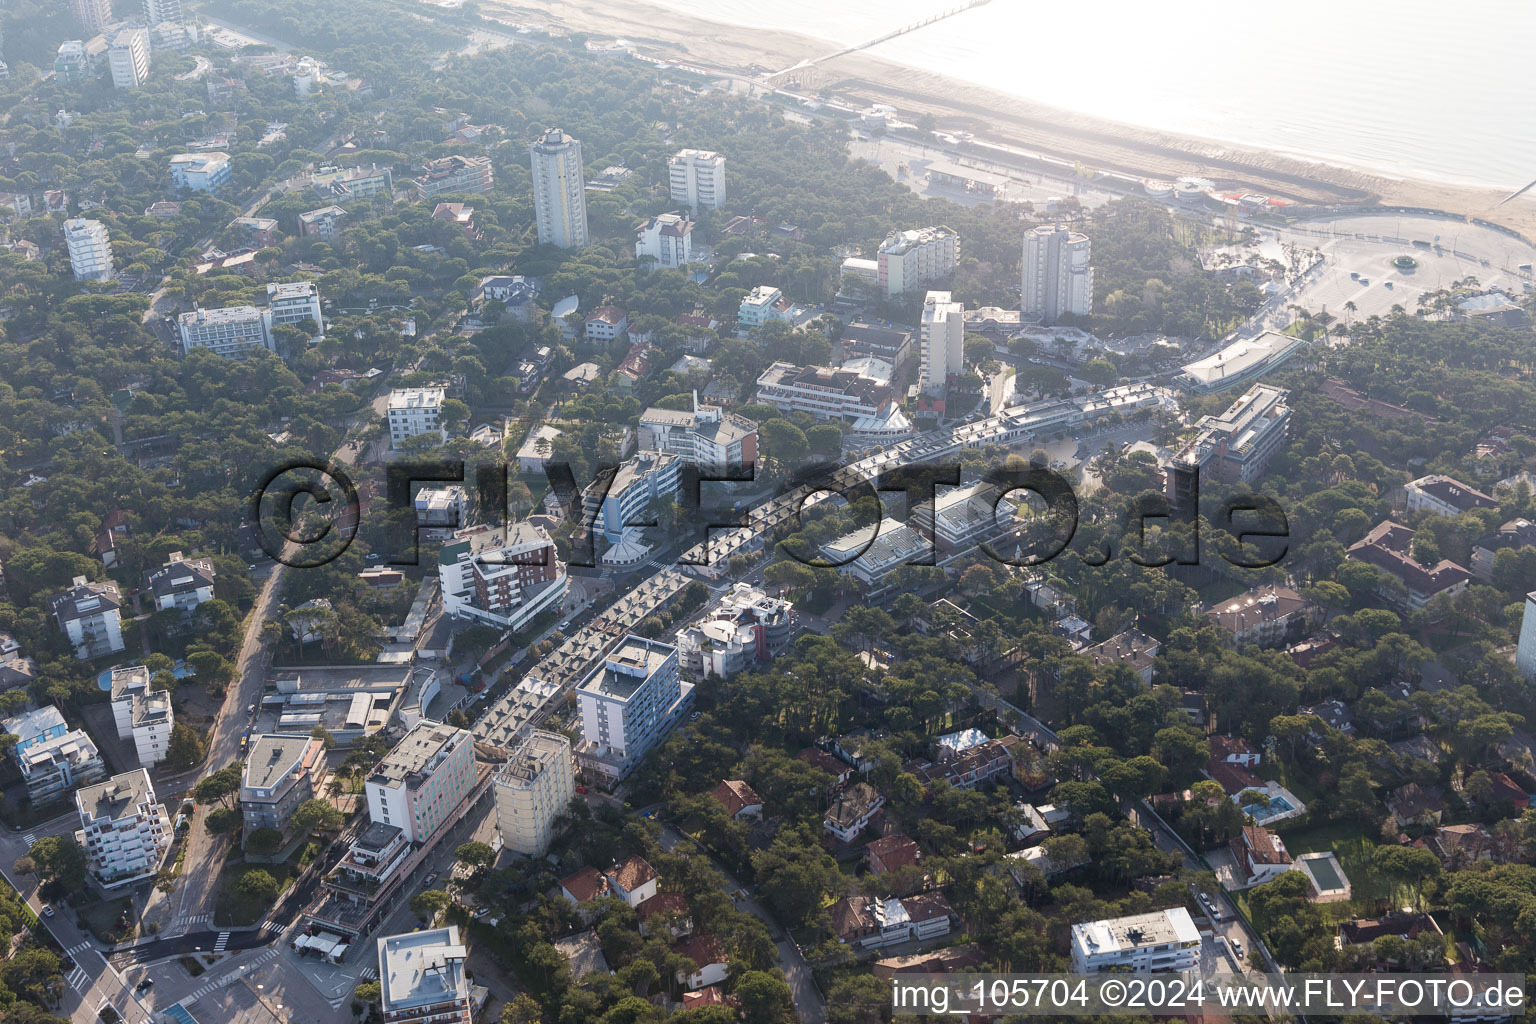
(584, 306, 628, 344)
(828, 893, 954, 949)
(388, 387, 446, 446)
(1070, 907, 1201, 973)
(866, 834, 922, 875)
(675, 583, 793, 679)
(821, 517, 928, 587)
(824, 781, 884, 842)
(755, 361, 897, 423)
(75, 769, 172, 889)
(169, 152, 232, 192)
(365, 722, 476, 843)
(1085, 629, 1161, 686)
(637, 397, 758, 475)
(1470, 518, 1536, 579)
(298, 205, 348, 241)
(737, 285, 793, 329)
(377, 926, 473, 1024)
(1206, 585, 1314, 648)
(1347, 520, 1472, 611)
(178, 305, 275, 359)
(233, 216, 281, 246)
(1165, 385, 1291, 502)
(1387, 783, 1444, 828)
(708, 780, 763, 820)
(109, 665, 172, 767)
(144, 551, 216, 615)
(606, 855, 659, 908)
(476, 275, 538, 322)
(1229, 825, 1292, 887)
(493, 730, 574, 856)
(50, 576, 124, 659)
(911, 481, 1019, 551)
(515, 424, 563, 474)
(2, 706, 68, 756)
(17, 729, 105, 805)
(672, 934, 729, 991)
(411, 155, 494, 200)
(414, 486, 468, 540)
(1404, 474, 1496, 518)
(241, 733, 327, 835)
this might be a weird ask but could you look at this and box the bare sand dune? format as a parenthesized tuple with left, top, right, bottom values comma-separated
(491, 0, 1536, 237)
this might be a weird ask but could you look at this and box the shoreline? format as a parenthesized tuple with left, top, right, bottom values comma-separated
(488, 0, 1536, 237)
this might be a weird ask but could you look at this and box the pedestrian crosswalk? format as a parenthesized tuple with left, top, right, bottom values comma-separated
(260, 921, 284, 936)
(65, 941, 92, 955)
(213, 932, 230, 953)
(173, 913, 210, 930)
(358, 966, 377, 981)
(65, 965, 89, 991)
(21, 832, 36, 847)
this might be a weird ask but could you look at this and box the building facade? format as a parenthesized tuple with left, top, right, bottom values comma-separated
(493, 730, 575, 856)
(637, 397, 758, 475)
(1022, 224, 1093, 323)
(1070, 908, 1201, 973)
(64, 218, 113, 282)
(75, 769, 172, 889)
(675, 583, 794, 679)
(1166, 384, 1290, 502)
(107, 28, 149, 90)
(1517, 592, 1536, 680)
(241, 733, 327, 834)
(169, 152, 232, 192)
(438, 522, 567, 631)
(267, 281, 324, 339)
(668, 149, 726, 210)
(583, 453, 683, 545)
(18, 730, 105, 805)
(877, 225, 959, 298)
(411, 155, 494, 200)
(145, 551, 216, 614)
(69, 0, 112, 34)
(575, 636, 694, 784)
(755, 361, 896, 423)
(918, 290, 965, 395)
(50, 576, 125, 659)
(378, 926, 473, 1024)
(365, 722, 475, 844)
(387, 387, 446, 446)
(529, 129, 589, 249)
(109, 665, 173, 767)
(298, 205, 347, 241)
(635, 213, 695, 268)
(178, 305, 274, 359)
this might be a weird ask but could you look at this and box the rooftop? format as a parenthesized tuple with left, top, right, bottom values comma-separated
(243, 734, 321, 792)
(579, 636, 677, 703)
(369, 722, 468, 789)
(1072, 907, 1199, 956)
(378, 926, 469, 1012)
(76, 768, 156, 824)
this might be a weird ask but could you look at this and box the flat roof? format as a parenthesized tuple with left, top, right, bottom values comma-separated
(243, 733, 318, 791)
(379, 926, 469, 1012)
(370, 721, 467, 787)
(1072, 907, 1199, 957)
(579, 635, 676, 702)
(77, 768, 156, 823)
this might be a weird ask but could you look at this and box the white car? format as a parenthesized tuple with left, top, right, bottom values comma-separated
(41, 905, 54, 917)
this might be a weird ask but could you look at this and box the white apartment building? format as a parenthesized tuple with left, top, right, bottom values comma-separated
(575, 636, 694, 784)
(18, 730, 105, 805)
(169, 152, 232, 192)
(582, 453, 683, 545)
(107, 28, 149, 90)
(529, 128, 589, 249)
(70, 0, 111, 35)
(143, 0, 182, 25)
(668, 149, 726, 211)
(438, 522, 567, 631)
(1404, 474, 1496, 518)
(1022, 224, 1093, 323)
(877, 225, 959, 298)
(64, 218, 113, 282)
(918, 290, 965, 395)
(637, 395, 759, 475)
(411, 155, 494, 200)
(267, 280, 324, 339)
(675, 583, 794, 680)
(75, 769, 172, 889)
(1070, 908, 1201, 973)
(493, 730, 574, 856)
(178, 305, 274, 359)
(144, 550, 216, 614)
(378, 926, 473, 1024)
(1517, 592, 1536, 680)
(1168, 384, 1291, 495)
(414, 485, 468, 537)
(911, 482, 1019, 549)
(366, 722, 475, 844)
(388, 387, 446, 446)
(298, 205, 347, 241)
(737, 285, 791, 329)
(110, 665, 173, 767)
(635, 212, 695, 269)
(50, 576, 125, 660)
(755, 361, 897, 423)
(821, 518, 929, 587)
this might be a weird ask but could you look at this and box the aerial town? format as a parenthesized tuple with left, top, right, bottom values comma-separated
(0, 1, 1533, 1023)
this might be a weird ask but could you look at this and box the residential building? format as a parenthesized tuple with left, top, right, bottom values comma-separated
(582, 453, 682, 545)
(178, 305, 275, 359)
(1021, 224, 1093, 323)
(2, 706, 68, 757)
(75, 769, 172, 889)
(1209, 735, 1261, 767)
(1085, 629, 1161, 686)
(606, 855, 659, 908)
(1470, 518, 1536, 579)
(709, 780, 763, 820)
(432, 201, 476, 237)
(737, 285, 793, 329)
(637, 396, 758, 475)
(515, 424, 563, 473)
(635, 212, 695, 269)
(904, 736, 1021, 791)
(144, 550, 216, 615)
(529, 129, 588, 248)
(1205, 584, 1314, 648)
(560, 866, 609, 906)
(910, 481, 1019, 551)
(64, 218, 113, 282)
(1404, 474, 1496, 518)
(918, 290, 965, 395)
(233, 216, 281, 247)
(676, 583, 793, 679)
(70, 0, 112, 35)
(310, 821, 413, 937)
(412, 155, 494, 201)
(438, 521, 567, 632)
(50, 576, 125, 659)
(1230, 825, 1293, 887)
(877, 226, 959, 298)
(637, 892, 692, 938)
(1070, 907, 1201, 973)
(298, 205, 348, 241)
(821, 517, 928, 587)
(169, 152, 232, 192)
(866, 835, 922, 875)
(476, 275, 538, 322)
(584, 306, 628, 344)
(365, 722, 475, 843)
(673, 934, 729, 991)
(493, 730, 573, 857)
(828, 893, 953, 949)
(840, 319, 915, 367)
(668, 149, 726, 211)
(1346, 520, 1472, 611)
(107, 28, 149, 90)
(574, 635, 694, 784)
(824, 781, 884, 842)
(755, 361, 898, 423)
(267, 281, 324, 339)
(143, 0, 182, 25)
(109, 665, 172, 767)
(17, 730, 105, 805)
(414, 486, 467, 539)
(388, 387, 446, 446)
(1166, 385, 1291, 505)
(377, 926, 473, 1024)
(241, 733, 327, 834)
(1386, 783, 1445, 828)
(311, 163, 394, 200)
(1517, 592, 1536, 680)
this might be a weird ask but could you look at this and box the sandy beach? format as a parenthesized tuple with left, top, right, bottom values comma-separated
(488, 0, 1536, 238)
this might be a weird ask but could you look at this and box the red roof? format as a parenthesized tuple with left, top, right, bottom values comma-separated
(710, 779, 763, 817)
(866, 834, 921, 874)
(560, 866, 609, 903)
(585, 305, 626, 324)
(636, 891, 689, 924)
(672, 933, 727, 969)
(608, 855, 657, 893)
(1206, 759, 1263, 795)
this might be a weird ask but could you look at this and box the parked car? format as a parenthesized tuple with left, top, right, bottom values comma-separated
(575, 785, 587, 794)
(40, 905, 54, 918)
(136, 978, 153, 992)
(423, 872, 439, 886)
